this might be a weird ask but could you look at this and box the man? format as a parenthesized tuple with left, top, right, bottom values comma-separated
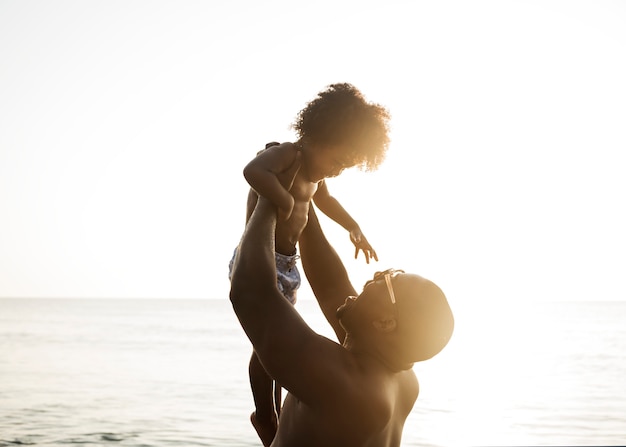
(229, 196, 454, 447)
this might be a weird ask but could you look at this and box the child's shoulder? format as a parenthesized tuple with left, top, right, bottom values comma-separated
(256, 141, 299, 156)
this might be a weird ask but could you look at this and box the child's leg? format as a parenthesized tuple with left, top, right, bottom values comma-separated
(249, 350, 277, 447)
(249, 350, 275, 419)
(274, 382, 282, 418)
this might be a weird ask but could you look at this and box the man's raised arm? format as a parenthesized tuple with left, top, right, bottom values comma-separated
(299, 206, 357, 343)
(229, 196, 281, 335)
(231, 197, 349, 404)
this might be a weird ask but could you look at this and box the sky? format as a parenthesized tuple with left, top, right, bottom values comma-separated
(1, 0, 625, 303)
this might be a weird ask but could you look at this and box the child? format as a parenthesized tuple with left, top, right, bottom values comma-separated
(229, 83, 391, 446)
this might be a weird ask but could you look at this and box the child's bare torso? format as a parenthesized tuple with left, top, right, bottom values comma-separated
(274, 168, 319, 256)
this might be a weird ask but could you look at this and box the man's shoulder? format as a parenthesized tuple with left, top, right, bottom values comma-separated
(355, 368, 417, 415)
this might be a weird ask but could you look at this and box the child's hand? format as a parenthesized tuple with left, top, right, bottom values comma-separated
(350, 229, 378, 264)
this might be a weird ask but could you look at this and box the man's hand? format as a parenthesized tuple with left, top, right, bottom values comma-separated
(350, 229, 378, 264)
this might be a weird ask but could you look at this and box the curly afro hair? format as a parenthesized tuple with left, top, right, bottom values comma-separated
(291, 83, 390, 171)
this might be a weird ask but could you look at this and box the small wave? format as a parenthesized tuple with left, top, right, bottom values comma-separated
(99, 434, 124, 442)
(56, 433, 137, 444)
(0, 439, 37, 446)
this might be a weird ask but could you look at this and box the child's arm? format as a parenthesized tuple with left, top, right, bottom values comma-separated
(243, 143, 300, 220)
(312, 180, 378, 264)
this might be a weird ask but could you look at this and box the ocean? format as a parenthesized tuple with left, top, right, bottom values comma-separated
(0, 298, 624, 446)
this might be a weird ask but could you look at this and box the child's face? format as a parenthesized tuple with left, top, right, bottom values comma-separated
(304, 145, 354, 182)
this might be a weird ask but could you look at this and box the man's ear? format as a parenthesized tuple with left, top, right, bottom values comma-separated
(372, 318, 397, 333)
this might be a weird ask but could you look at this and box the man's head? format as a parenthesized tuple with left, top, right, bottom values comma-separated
(337, 269, 454, 366)
(292, 83, 391, 175)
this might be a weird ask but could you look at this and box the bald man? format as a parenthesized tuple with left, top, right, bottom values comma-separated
(230, 197, 453, 447)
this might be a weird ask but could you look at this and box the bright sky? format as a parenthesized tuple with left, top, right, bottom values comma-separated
(1, 0, 624, 303)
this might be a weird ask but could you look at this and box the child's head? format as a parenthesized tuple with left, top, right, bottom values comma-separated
(291, 83, 391, 173)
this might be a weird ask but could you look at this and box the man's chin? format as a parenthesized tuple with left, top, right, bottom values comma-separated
(336, 296, 356, 319)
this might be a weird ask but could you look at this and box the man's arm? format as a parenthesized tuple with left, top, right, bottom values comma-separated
(243, 143, 299, 220)
(231, 195, 350, 404)
(245, 187, 258, 224)
(299, 206, 358, 343)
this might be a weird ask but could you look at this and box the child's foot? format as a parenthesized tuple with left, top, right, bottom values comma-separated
(250, 412, 277, 447)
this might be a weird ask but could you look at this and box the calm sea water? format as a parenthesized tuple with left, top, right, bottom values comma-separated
(1, 298, 624, 446)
